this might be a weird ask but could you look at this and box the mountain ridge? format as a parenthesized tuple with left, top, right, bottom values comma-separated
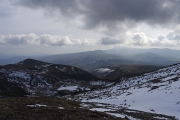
(105, 47, 180, 58)
(0, 59, 101, 97)
(71, 63, 180, 119)
(1, 49, 180, 72)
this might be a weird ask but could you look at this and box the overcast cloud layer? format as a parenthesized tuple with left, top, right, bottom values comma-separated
(1, 0, 180, 54)
(15, 0, 180, 31)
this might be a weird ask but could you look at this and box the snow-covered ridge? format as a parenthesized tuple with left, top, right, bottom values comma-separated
(73, 63, 180, 119)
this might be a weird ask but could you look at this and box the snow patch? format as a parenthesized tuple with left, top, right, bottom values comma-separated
(58, 107, 64, 109)
(106, 113, 125, 118)
(9, 72, 31, 80)
(96, 68, 114, 73)
(27, 104, 47, 107)
(57, 86, 78, 91)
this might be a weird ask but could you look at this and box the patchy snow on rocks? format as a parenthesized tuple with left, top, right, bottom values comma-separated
(9, 71, 31, 80)
(59, 67, 67, 72)
(42, 64, 52, 68)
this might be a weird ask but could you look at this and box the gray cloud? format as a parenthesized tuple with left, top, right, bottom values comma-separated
(14, 0, 180, 33)
(39, 34, 73, 46)
(1, 33, 38, 45)
(166, 31, 180, 40)
(100, 32, 180, 47)
(130, 32, 180, 47)
(158, 35, 166, 41)
(15, 0, 81, 17)
(100, 36, 124, 45)
(132, 33, 149, 46)
(0, 1, 14, 18)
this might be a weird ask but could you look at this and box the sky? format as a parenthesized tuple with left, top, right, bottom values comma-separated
(1, 0, 180, 55)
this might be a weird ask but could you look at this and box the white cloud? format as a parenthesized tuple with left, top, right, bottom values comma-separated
(39, 35, 73, 46)
(127, 32, 180, 47)
(131, 33, 150, 46)
(1, 32, 180, 48)
(98, 31, 180, 48)
(0, 33, 99, 47)
(0, 33, 72, 46)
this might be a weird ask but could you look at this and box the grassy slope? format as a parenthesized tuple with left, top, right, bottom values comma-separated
(0, 97, 124, 120)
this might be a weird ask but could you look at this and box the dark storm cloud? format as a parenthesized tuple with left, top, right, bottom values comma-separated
(82, 0, 172, 29)
(0, 1, 13, 18)
(15, 0, 81, 17)
(14, 0, 180, 31)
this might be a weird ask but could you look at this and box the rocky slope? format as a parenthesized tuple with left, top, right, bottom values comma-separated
(71, 64, 180, 119)
(0, 59, 109, 96)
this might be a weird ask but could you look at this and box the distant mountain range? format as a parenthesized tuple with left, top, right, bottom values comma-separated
(40, 50, 180, 72)
(121, 52, 180, 66)
(104, 47, 180, 58)
(0, 53, 44, 65)
(1, 48, 180, 73)
(40, 50, 145, 71)
(0, 56, 30, 65)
